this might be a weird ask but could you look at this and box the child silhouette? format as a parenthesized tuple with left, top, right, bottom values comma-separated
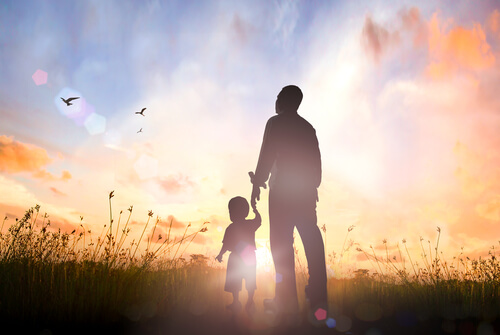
(216, 196, 261, 314)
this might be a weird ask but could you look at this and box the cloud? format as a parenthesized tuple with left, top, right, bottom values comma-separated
(159, 174, 195, 194)
(398, 7, 427, 47)
(475, 196, 500, 222)
(361, 14, 400, 62)
(145, 226, 167, 244)
(50, 187, 67, 197)
(0, 135, 71, 181)
(427, 13, 495, 79)
(48, 218, 78, 234)
(272, 0, 299, 48)
(487, 9, 500, 36)
(192, 233, 211, 246)
(230, 14, 253, 46)
(159, 215, 186, 230)
(361, 7, 425, 63)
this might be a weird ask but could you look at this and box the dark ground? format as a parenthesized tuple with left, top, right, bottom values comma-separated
(6, 307, 500, 335)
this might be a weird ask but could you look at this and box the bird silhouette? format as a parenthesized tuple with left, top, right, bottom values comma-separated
(135, 108, 146, 116)
(137, 128, 143, 133)
(61, 97, 80, 106)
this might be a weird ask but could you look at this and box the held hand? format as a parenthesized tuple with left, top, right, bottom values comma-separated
(248, 171, 267, 189)
(251, 184, 260, 210)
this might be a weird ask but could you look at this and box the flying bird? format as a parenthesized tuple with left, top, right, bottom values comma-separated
(60, 97, 80, 106)
(135, 108, 146, 116)
(137, 128, 143, 133)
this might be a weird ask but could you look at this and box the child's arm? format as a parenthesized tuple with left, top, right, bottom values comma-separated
(215, 245, 228, 263)
(252, 208, 262, 230)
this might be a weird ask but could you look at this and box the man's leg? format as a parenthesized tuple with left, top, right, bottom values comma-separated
(269, 190, 299, 314)
(295, 201, 327, 309)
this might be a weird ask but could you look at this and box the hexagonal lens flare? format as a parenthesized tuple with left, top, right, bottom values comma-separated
(32, 69, 47, 85)
(84, 113, 106, 135)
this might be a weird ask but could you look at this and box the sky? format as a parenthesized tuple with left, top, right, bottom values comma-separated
(0, 0, 499, 275)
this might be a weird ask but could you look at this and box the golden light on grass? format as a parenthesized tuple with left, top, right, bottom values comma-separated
(0, 198, 499, 333)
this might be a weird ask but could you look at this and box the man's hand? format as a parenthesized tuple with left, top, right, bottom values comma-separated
(249, 171, 266, 210)
(215, 254, 223, 263)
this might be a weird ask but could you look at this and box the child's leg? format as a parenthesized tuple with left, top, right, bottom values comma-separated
(247, 289, 255, 304)
(232, 291, 240, 304)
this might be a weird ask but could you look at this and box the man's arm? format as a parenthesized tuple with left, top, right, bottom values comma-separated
(251, 118, 276, 208)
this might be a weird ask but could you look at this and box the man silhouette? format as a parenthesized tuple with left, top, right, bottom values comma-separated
(250, 85, 327, 320)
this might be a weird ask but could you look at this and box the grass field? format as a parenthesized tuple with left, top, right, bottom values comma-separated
(1, 203, 499, 335)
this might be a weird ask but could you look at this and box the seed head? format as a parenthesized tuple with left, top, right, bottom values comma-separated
(148, 210, 154, 217)
(109, 190, 115, 199)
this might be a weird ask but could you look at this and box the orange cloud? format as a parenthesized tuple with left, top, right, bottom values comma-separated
(159, 174, 194, 194)
(475, 196, 500, 222)
(49, 218, 78, 234)
(50, 187, 67, 197)
(487, 9, 500, 35)
(192, 233, 211, 245)
(427, 13, 495, 79)
(0, 135, 51, 173)
(0, 135, 71, 181)
(399, 7, 427, 47)
(159, 215, 186, 230)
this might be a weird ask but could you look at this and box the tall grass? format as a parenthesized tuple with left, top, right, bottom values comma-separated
(2, 199, 499, 332)
(0, 195, 209, 327)
(323, 225, 500, 326)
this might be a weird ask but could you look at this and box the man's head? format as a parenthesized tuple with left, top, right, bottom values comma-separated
(276, 85, 303, 114)
(228, 196, 249, 222)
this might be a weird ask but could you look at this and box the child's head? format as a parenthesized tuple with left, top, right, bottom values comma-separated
(228, 196, 249, 222)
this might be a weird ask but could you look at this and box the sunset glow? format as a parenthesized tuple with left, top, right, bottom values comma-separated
(1, 1, 499, 275)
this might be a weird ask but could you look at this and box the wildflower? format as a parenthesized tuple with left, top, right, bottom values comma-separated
(356, 247, 362, 252)
(402, 238, 406, 244)
(321, 224, 326, 233)
(200, 227, 208, 233)
(128, 206, 133, 212)
(80, 216, 83, 221)
(437, 226, 441, 233)
(383, 239, 387, 244)
(109, 190, 114, 199)
(148, 210, 154, 217)
(35, 204, 40, 212)
(348, 225, 355, 232)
